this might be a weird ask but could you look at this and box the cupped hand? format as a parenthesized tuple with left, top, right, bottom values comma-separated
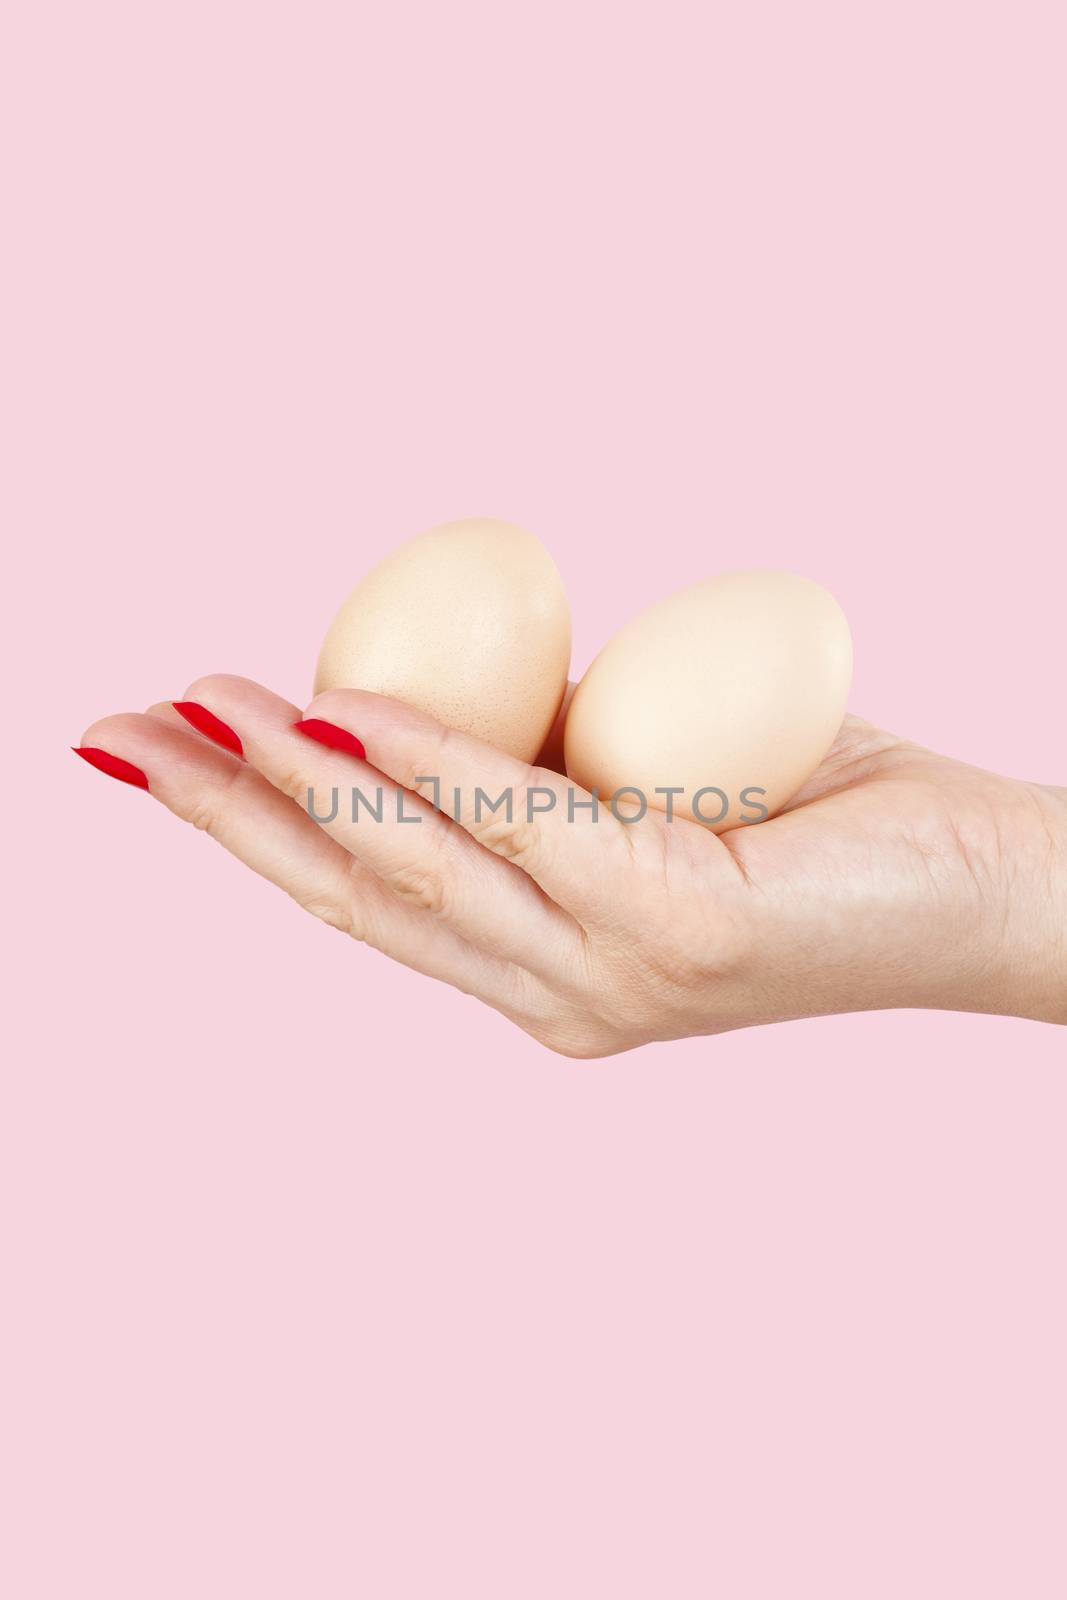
(78, 677, 1067, 1055)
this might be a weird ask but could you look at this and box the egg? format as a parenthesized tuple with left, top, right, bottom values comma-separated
(315, 518, 571, 762)
(564, 571, 853, 831)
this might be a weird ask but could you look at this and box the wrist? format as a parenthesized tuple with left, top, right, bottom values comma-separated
(1036, 784, 1067, 1022)
(996, 782, 1067, 1025)
(889, 773, 1067, 1027)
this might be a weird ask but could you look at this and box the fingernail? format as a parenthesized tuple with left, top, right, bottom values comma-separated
(173, 701, 244, 757)
(73, 747, 150, 790)
(293, 718, 366, 759)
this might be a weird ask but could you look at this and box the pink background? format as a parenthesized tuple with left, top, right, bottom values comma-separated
(4, 3, 1065, 1595)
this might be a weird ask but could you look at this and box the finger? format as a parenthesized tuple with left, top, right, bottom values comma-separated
(75, 710, 522, 1007)
(297, 685, 628, 926)
(146, 699, 252, 760)
(146, 700, 198, 732)
(175, 675, 585, 974)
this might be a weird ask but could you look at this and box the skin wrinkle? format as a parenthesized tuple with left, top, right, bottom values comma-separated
(944, 813, 987, 899)
(719, 828, 756, 891)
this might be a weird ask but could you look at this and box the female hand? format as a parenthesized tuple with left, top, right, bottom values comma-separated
(77, 676, 1067, 1056)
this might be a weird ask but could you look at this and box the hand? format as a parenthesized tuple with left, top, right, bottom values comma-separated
(77, 676, 1067, 1056)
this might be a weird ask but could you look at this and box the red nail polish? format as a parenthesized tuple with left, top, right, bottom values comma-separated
(293, 718, 366, 759)
(172, 701, 244, 757)
(73, 747, 150, 790)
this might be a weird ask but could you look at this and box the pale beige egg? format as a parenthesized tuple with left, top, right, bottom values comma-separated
(315, 518, 571, 762)
(564, 571, 852, 831)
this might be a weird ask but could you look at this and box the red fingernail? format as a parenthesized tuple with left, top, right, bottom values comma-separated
(172, 700, 244, 757)
(73, 747, 150, 790)
(293, 718, 366, 759)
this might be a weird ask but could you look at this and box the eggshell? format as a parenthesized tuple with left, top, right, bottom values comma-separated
(564, 571, 852, 830)
(315, 518, 571, 762)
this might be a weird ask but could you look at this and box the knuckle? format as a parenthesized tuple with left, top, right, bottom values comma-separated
(186, 797, 220, 835)
(475, 813, 541, 867)
(304, 897, 365, 942)
(410, 774, 443, 809)
(306, 862, 367, 942)
(275, 767, 316, 807)
(384, 861, 450, 918)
